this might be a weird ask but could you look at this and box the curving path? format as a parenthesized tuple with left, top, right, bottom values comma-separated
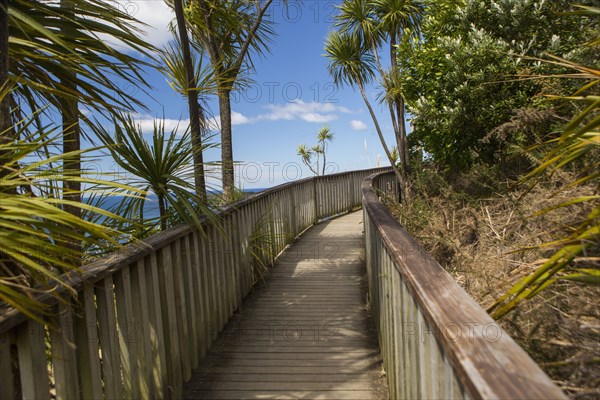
(183, 211, 389, 399)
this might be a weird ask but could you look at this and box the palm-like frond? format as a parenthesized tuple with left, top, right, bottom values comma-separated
(317, 126, 334, 143)
(297, 143, 314, 163)
(335, 0, 384, 46)
(160, 38, 218, 98)
(377, 67, 403, 105)
(324, 31, 376, 88)
(187, 0, 275, 82)
(93, 114, 220, 234)
(297, 143, 318, 176)
(0, 115, 137, 320)
(371, 0, 423, 41)
(7, 0, 156, 126)
(489, 54, 600, 319)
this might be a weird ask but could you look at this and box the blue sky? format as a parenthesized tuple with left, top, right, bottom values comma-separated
(98, 0, 403, 189)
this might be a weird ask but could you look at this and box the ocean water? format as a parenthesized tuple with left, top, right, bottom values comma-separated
(87, 188, 267, 221)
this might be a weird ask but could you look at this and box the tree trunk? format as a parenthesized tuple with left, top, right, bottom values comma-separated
(174, 0, 207, 202)
(322, 142, 326, 176)
(61, 0, 81, 265)
(219, 88, 235, 203)
(0, 0, 11, 144)
(196, 0, 275, 204)
(358, 81, 406, 198)
(390, 36, 409, 177)
(158, 193, 166, 231)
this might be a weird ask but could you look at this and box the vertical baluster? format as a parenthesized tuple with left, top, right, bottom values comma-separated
(172, 239, 191, 381)
(313, 178, 318, 222)
(130, 259, 154, 398)
(203, 226, 218, 341)
(182, 236, 199, 369)
(50, 303, 80, 400)
(386, 253, 396, 399)
(114, 267, 140, 399)
(418, 310, 431, 399)
(409, 289, 421, 399)
(432, 335, 445, 399)
(381, 250, 389, 376)
(145, 254, 169, 398)
(157, 245, 182, 398)
(191, 231, 208, 356)
(224, 215, 236, 314)
(245, 204, 254, 291)
(96, 275, 121, 399)
(268, 197, 277, 262)
(290, 187, 297, 238)
(401, 280, 411, 399)
(392, 269, 402, 400)
(0, 331, 15, 399)
(75, 285, 103, 399)
(232, 208, 244, 304)
(16, 320, 49, 400)
(212, 226, 226, 333)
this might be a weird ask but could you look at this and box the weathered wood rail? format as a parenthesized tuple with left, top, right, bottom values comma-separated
(363, 170, 567, 399)
(0, 167, 387, 400)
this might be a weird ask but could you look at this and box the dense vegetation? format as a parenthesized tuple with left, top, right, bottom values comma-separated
(384, 0, 598, 396)
(0, 0, 274, 317)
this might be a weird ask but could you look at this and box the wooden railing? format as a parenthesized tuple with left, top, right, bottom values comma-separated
(0, 167, 388, 400)
(362, 170, 567, 400)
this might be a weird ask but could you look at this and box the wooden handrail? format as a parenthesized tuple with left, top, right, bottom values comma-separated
(362, 170, 567, 400)
(0, 167, 388, 399)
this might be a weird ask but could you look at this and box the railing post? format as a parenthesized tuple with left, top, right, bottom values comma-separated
(348, 173, 355, 212)
(313, 177, 318, 223)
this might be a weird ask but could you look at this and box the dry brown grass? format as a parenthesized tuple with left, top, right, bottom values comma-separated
(388, 167, 600, 399)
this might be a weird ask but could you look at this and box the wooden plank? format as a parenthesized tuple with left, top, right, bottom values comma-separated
(158, 244, 182, 398)
(172, 239, 192, 381)
(191, 231, 208, 358)
(114, 266, 140, 399)
(197, 230, 214, 348)
(191, 373, 375, 382)
(210, 227, 225, 333)
(224, 215, 236, 315)
(238, 205, 250, 296)
(0, 331, 15, 399)
(183, 390, 383, 400)
(146, 252, 169, 398)
(189, 365, 383, 375)
(186, 381, 378, 391)
(196, 358, 381, 367)
(182, 235, 199, 370)
(202, 226, 219, 342)
(131, 259, 153, 398)
(96, 275, 121, 399)
(50, 303, 80, 400)
(231, 209, 243, 305)
(16, 320, 49, 400)
(75, 285, 103, 399)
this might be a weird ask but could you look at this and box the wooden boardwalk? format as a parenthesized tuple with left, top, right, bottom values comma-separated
(183, 211, 389, 399)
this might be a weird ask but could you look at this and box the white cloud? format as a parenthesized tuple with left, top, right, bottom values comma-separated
(132, 101, 350, 135)
(206, 111, 252, 132)
(135, 116, 189, 134)
(256, 100, 350, 123)
(232, 111, 252, 125)
(350, 120, 368, 131)
(100, 1, 174, 51)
